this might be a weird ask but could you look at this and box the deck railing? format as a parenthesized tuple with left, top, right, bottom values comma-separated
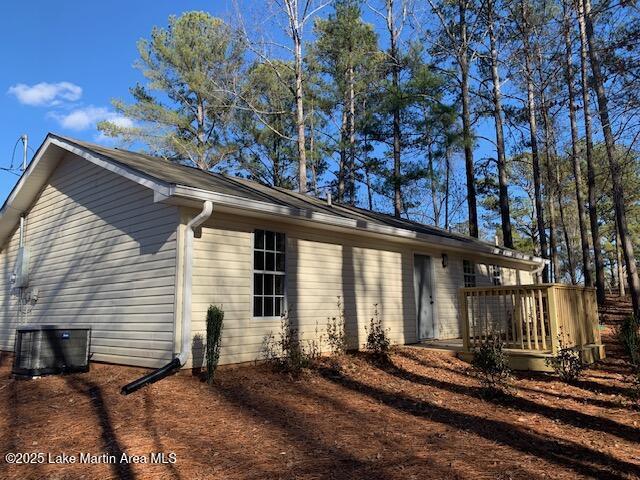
(458, 284, 601, 354)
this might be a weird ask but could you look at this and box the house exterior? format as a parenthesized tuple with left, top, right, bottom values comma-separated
(0, 134, 544, 369)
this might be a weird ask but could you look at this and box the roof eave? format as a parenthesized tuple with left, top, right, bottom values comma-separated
(169, 185, 545, 268)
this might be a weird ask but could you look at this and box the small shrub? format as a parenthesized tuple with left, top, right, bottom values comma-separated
(629, 368, 640, 408)
(205, 305, 224, 385)
(618, 315, 640, 366)
(326, 297, 347, 355)
(364, 305, 391, 359)
(618, 316, 640, 407)
(262, 313, 319, 377)
(471, 337, 511, 392)
(545, 331, 584, 382)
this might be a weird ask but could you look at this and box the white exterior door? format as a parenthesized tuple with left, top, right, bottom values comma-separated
(414, 254, 435, 339)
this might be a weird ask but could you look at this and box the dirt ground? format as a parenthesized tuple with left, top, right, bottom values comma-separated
(1, 297, 639, 480)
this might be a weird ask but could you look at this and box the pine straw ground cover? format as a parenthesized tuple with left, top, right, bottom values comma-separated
(0, 297, 639, 480)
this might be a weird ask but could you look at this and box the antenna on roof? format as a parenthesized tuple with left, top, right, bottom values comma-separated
(21, 134, 28, 171)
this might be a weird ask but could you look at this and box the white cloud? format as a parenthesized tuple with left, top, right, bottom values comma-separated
(48, 106, 133, 131)
(7, 81, 82, 106)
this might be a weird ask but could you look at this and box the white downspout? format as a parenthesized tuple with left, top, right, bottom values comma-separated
(531, 260, 549, 284)
(177, 200, 213, 366)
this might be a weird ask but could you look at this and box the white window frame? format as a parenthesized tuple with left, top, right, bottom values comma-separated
(252, 229, 286, 320)
(491, 264, 502, 286)
(463, 259, 476, 287)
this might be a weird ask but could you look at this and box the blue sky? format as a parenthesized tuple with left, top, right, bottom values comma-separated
(0, 0, 235, 201)
(0, 0, 499, 234)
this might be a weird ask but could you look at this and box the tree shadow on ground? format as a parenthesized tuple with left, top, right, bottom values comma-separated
(316, 365, 640, 479)
(143, 390, 180, 480)
(397, 349, 630, 410)
(212, 365, 488, 479)
(214, 375, 395, 479)
(64, 375, 135, 480)
(370, 354, 640, 445)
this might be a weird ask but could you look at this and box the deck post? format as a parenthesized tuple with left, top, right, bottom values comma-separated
(459, 289, 470, 352)
(547, 285, 560, 355)
(587, 289, 601, 346)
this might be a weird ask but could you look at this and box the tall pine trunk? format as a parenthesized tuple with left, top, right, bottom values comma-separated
(338, 109, 347, 201)
(522, 1, 549, 282)
(445, 146, 451, 230)
(428, 144, 441, 227)
(460, 0, 478, 237)
(582, 0, 640, 316)
(348, 64, 356, 204)
(292, 22, 307, 193)
(616, 226, 626, 297)
(309, 102, 318, 195)
(487, 0, 513, 247)
(576, 0, 606, 303)
(387, 0, 403, 217)
(563, 1, 592, 286)
(538, 58, 561, 283)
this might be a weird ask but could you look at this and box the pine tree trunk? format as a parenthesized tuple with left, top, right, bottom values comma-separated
(522, 2, 549, 282)
(616, 226, 626, 297)
(309, 102, 318, 195)
(544, 149, 559, 283)
(582, 0, 640, 317)
(460, 0, 478, 237)
(538, 77, 560, 283)
(428, 144, 440, 227)
(348, 64, 356, 205)
(445, 146, 451, 230)
(576, 0, 606, 303)
(338, 109, 347, 202)
(292, 25, 307, 193)
(556, 164, 577, 284)
(487, 0, 513, 248)
(387, 0, 403, 218)
(363, 98, 374, 211)
(563, 1, 593, 286)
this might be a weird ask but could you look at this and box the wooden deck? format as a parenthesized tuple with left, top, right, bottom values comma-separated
(457, 284, 605, 371)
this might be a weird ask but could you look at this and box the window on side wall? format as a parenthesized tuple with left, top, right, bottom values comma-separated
(463, 260, 476, 287)
(491, 265, 502, 286)
(253, 229, 286, 318)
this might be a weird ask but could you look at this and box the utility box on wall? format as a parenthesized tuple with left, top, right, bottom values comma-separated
(12, 325, 91, 377)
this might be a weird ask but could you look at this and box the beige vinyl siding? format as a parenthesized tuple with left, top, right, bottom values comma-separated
(190, 213, 417, 366)
(189, 211, 537, 366)
(0, 153, 179, 368)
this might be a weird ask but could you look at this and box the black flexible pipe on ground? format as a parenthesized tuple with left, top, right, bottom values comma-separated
(120, 357, 181, 395)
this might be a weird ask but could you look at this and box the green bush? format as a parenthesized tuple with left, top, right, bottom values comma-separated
(326, 297, 347, 355)
(618, 316, 640, 407)
(630, 368, 640, 407)
(545, 332, 584, 382)
(618, 315, 640, 366)
(471, 337, 511, 391)
(364, 305, 391, 359)
(205, 305, 224, 385)
(262, 313, 319, 377)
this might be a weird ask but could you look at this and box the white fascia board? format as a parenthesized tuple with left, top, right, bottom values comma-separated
(171, 185, 545, 268)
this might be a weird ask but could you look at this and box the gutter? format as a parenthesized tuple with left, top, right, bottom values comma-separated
(121, 200, 213, 395)
(169, 185, 544, 267)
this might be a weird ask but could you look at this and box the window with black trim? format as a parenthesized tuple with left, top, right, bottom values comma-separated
(253, 229, 285, 317)
(491, 265, 502, 286)
(463, 260, 476, 287)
